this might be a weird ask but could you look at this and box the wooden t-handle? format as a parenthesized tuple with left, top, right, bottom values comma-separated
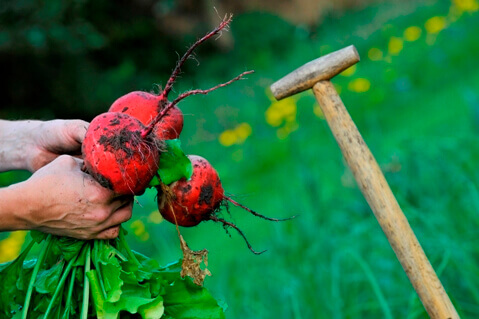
(313, 80, 459, 319)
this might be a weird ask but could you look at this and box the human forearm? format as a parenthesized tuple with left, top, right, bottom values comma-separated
(0, 183, 29, 231)
(0, 119, 88, 172)
(0, 120, 42, 172)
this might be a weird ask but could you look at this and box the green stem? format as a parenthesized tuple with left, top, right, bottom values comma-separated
(22, 234, 52, 319)
(44, 258, 74, 318)
(119, 227, 140, 266)
(81, 245, 91, 319)
(62, 267, 77, 319)
(92, 240, 107, 299)
(110, 245, 127, 262)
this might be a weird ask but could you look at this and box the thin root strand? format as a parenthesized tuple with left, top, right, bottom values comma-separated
(225, 197, 297, 222)
(160, 14, 233, 100)
(141, 70, 254, 138)
(209, 215, 266, 255)
(171, 70, 254, 106)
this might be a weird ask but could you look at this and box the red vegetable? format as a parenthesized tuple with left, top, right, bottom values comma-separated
(158, 155, 294, 254)
(109, 91, 184, 140)
(82, 112, 160, 195)
(159, 155, 224, 227)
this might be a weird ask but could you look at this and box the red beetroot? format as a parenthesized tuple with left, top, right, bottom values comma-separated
(158, 155, 294, 254)
(82, 112, 160, 195)
(159, 155, 224, 227)
(109, 91, 184, 140)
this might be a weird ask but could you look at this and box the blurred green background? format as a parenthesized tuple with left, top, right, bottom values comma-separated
(2, 0, 479, 317)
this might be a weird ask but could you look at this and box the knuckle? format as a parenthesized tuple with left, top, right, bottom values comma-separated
(87, 188, 112, 204)
(90, 209, 110, 224)
(55, 154, 76, 166)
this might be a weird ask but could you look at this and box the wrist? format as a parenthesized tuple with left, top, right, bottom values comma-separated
(0, 183, 32, 232)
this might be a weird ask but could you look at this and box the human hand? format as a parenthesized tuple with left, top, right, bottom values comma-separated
(0, 119, 89, 172)
(11, 155, 133, 239)
(27, 119, 89, 171)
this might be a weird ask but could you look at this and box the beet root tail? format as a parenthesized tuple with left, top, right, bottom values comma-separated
(225, 197, 297, 222)
(209, 215, 266, 255)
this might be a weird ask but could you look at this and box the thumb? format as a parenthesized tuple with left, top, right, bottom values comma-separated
(66, 120, 89, 144)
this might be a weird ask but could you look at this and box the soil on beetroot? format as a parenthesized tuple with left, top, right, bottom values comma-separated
(198, 185, 214, 206)
(93, 171, 114, 189)
(98, 127, 146, 158)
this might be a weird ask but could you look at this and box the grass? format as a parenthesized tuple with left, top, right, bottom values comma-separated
(2, 0, 479, 317)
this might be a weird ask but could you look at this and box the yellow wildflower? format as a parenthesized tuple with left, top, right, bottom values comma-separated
(148, 210, 163, 224)
(219, 130, 237, 147)
(235, 123, 253, 143)
(265, 97, 297, 127)
(340, 65, 357, 77)
(348, 78, 371, 93)
(454, 0, 479, 12)
(131, 219, 146, 237)
(404, 26, 422, 41)
(368, 48, 383, 61)
(425, 16, 447, 34)
(219, 123, 253, 147)
(0, 231, 27, 263)
(388, 37, 403, 55)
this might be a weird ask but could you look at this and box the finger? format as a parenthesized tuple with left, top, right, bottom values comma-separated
(111, 195, 134, 210)
(65, 120, 89, 144)
(100, 201, 133, 229)
(95, 225, 121, 240)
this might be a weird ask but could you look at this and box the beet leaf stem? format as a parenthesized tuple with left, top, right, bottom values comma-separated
(81, 245, 91, 319)
(22, 234, 52, 319)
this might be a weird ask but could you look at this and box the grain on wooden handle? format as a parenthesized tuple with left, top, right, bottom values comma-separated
(313, 80, 459, 319)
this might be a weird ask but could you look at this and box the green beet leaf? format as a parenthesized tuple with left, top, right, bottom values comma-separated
(55, 236, 87, 262)
(159, 261, 226, 319)
(88, 270, 165, 319)
(35, 260, 65, 294)
(0, 241, 35, 317)
(150, 139, 192, 186)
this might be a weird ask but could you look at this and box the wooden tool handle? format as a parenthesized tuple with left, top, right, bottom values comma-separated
(313, 80, 459, 318)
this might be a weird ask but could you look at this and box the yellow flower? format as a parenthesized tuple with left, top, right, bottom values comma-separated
(265, 97, 297, 127)
(403, 26, 422, 41)
(454, 0, 479, 12)
(340, 65, 357, 77)
(219, 130, 237, 147)
(235, 123, 253, 143)
(131, 219, 146, 237)
(0, 231, 27, 263)
(388, 37, 403, 55)
(148, 210, 163, 224)
(425, 16, 447, 34)
(348, 78, 371, 93)
(219, 123, 253, 147)
(368, 48, 383, 61)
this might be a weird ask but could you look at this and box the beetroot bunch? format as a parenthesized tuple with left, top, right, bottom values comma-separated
(82, 15, 291, 254)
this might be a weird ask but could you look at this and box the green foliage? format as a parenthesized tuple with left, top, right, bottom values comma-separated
(151, 139, 193, 186)
(0, 230, 225, 318)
